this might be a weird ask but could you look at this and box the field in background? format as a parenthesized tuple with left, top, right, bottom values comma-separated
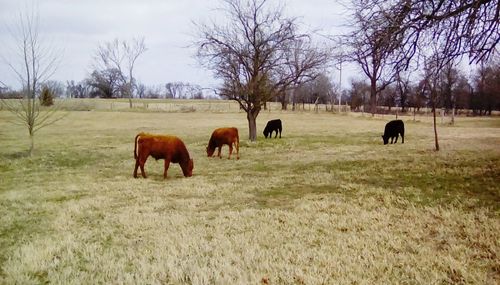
(0, 99, 499, 284)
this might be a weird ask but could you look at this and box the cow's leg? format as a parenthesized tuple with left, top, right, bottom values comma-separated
(279, 128, 281, 138)
(133, 159, 140, 178)
(235, 140, 240, 160)
(139, 155, 148, 178)
(390, 137, 394, 144)
(217, 146, 222, 159)
(274, 130, 278, 138)
(163, 159, 170, 179)
(228, 143, 233, 159)
(394, 134, 399, 143)
(401, 132, 404, 144)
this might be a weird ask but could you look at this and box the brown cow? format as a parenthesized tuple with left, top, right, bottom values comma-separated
(133, 132, 193, 179)
(206, 127, 240, 159)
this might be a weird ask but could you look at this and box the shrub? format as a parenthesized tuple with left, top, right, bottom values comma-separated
(40, 87, 54, 106)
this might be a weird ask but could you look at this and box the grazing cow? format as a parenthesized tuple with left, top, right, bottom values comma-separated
(382, 120, 405, 145)
(263, 119, 282, 138)
(206, 127, 240, 159)
(133, 132, 193, 179)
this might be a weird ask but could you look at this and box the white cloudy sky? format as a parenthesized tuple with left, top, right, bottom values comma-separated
(0, 0, 353, 90)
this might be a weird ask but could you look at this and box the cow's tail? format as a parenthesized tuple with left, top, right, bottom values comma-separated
(235, 128, 240, 159)
(134, 133, 142, 160)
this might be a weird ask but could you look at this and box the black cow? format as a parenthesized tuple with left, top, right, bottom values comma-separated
(263, 119, 282, 138)
(382, 120, 405, 145)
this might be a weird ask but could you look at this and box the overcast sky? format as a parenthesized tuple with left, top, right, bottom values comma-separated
(0, 0, 352, 91)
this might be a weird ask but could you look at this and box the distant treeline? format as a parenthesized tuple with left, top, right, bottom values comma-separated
(2, 60, 498, 116)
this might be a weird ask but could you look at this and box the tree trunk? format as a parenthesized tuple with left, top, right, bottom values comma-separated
(29, 132, 34, 157)
(247, 108, 260, 141)
(281, 99, 287, 110)
(370, 78, 377, 116)
(433, 104, 440, 151)
(128, 83, 133, 108)
(338, 94, 341, 113)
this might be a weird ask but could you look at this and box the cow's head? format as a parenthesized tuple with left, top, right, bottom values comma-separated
(382, 135, 389, 145)
(263, 129, 269, 138)
(182, 158, 194, 177)
(206, 146, 215, 157)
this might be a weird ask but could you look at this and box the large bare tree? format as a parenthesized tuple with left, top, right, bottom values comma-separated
(343, 0, 408, 116)
(1, 8, 64, 156)
(345, 0, 498, 116)
(389, 0, 499, 66)
(94, 38, 147, 108)
(195, 0, 329, 141)
(354, 0, 499, 71)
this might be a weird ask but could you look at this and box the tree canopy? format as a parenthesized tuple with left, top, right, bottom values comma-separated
(195, 0, 329, 140)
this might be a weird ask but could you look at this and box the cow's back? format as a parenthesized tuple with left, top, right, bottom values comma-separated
(138, 135, 188, 161)
(212, 127, 238, 145)
(266, 119, 281, 129)
(274, 119, 282, 128)
(385, 120, 404, 134)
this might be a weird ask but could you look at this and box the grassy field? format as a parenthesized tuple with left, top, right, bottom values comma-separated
(0, 100, 499, 284)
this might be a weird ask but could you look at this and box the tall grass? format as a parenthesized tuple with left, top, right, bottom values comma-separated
(0, 103, 499, 284)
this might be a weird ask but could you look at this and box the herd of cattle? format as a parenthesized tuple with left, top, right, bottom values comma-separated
(133, 119, 404, 179)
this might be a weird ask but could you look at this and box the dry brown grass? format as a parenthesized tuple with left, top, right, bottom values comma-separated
(0, 101, 499, 284)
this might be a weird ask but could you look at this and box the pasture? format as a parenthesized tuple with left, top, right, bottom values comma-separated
(0, 100, 499, 284)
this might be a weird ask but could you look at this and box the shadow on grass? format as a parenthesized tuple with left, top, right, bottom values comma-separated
(254, 184, 345, 209)
(253, 155, 500, 211)
(1, 151, 30, 160)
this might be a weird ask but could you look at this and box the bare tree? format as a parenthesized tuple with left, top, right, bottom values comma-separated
(388, 0, 499, 66)
(94, 38, 147, 107)
(346, 0, 498, 114)
(136, 83, 146, 99)
(421, 53, 442, 151)
(165, 82, 189, 99)
(438, 61, 461, 124)
(408, 80, 428, 118)
(85, 68, 123, 98)
(1, 8, 65, 156)
(453, 75, 472, 112)
(348, 79, 370, 112)
(294, 73, 333, 107)
(380, 85, 398, 113)
(195, 0, 329, 141)
(66, 80, 90, 98)
(394, 70, 411, 113)
(472, 57, 500, 115)
(350, 0, 499, 151)
(343, 0, 408, 116)
(354, 0, 499, 74)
